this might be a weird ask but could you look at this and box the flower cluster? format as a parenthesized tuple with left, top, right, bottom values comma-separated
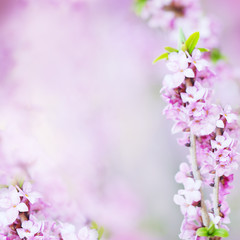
(141, 0, 199, 28)
(156, 32, 239, 239)
(0, 181, 102, 240)
(138, 0, 219, 48)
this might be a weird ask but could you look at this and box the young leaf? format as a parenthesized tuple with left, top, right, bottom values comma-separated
(152, 52, 168, 63)
(213, 228, 229, 238)
(17, 178, 25, 188)
(178, 28, 186, 49)
(207, 222, 215, 235)
(196, 227, 208, 237)
(165, 47, 178, 53)
(210, 48, 226, 63)
(91, 221, 98, 230)
(98, 226, 104, 240)
(134, 0, 147, 15)
(198, 48, 209, 52)
(181, 43, 187, 52)
(185, 32, 200, 54)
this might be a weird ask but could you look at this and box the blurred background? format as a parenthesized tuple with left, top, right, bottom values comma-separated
(0, 0, 240, 239)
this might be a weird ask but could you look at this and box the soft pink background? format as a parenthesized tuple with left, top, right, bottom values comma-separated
(0, 0, 240, 239)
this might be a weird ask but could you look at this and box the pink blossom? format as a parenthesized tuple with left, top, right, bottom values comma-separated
(221, 105, 238, 123)
(181, 85, 207, 103)
(174, 194, 197, 217)
(0, 186, 28, 224)
(211, 134, 233, 150)
(16, 220, 41, 239)
(179, 218, 201, 240)
(17, 182, 42, 204)
(78, 226, 98, 240)
(219, 200, 231, 225)
(214, 149, 231, 163)
(215, 152, 239, 176)
(61, 224, 98, 240)
(219, 175, 233, 196)
(190, 104, 220, 136)
(60, 223, 78, 240)
(208, 213, 221, 228)
(175, 162, 192, 183)
(187, 102, 205, 118)
(164, 51, 194, 89)
(187, 49, 208, 71)
(178, 178, 202, 203)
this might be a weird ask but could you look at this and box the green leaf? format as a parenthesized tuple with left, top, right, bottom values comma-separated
(178, 28, 186, 48)
(210, 48, 226, 63)
(213, 228, 229, 238)
(185, 32, 200, 54)
(134, 0, 147, 15)
(91, 221, 98, 230)
(196, 227, 208, 237)
(207, 222, 215, 235)
(152, 52, 168, 63)
(98, 226, 104, 240)
(198, 48, 209, 52)
(181, 43, 187, 52)
(164, 47, 178, 53)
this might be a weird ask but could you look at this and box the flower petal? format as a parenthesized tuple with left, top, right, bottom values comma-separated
(17, 203, 28, 212)
(184, 68, 195, 78)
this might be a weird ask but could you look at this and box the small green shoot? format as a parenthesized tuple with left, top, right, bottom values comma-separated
(185, 32, 200, 54)
(134, 0, 147, 15)
(196, 222, 229, 238)
(152, 52, 169, 64)
(91, 221, 104, 240)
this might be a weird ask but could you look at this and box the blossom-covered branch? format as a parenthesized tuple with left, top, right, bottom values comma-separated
(0, 181, 104, 240)
(155, 32, 239, 239)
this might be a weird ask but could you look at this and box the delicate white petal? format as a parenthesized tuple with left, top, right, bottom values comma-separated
(186, 86, 197, 95)
(17, 203, 28, 212)
(23, 182, 32, 193)
(179, 162, 190, 172)
(166, 61, 179, 72)
(9, 189, 20, 206)
(89, 229, 98, 240)
(172, 72, 185, 88)
(194, 180, 202, 190)
(173, 194, 185, 205)
(180, 92, 188, 103)
(184, 68, 194, 78)
(16, 228, 25, 239)
(216, 120, 224, 128)
(183, 178, 195, 190)
(0, 198, 11, 209)
(78, 227, 89, 238)
(192, 49, 201, 60)
(190, 190, 201, 202)
(6, 207, 18, 224)
(214, 216, 221, 224)
(187, 205, 197, 216)
(22, 220, 33, 230)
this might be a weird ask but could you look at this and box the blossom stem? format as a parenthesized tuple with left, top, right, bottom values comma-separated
(213, 128, 221, 224)
(213, 174, 220, 223)
(190, 133, 210, 227)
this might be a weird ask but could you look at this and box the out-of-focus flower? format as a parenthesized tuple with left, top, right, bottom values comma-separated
(0, 186, 28, 224)
(16, 220, 41, 239)
(17, 182, 42, 204)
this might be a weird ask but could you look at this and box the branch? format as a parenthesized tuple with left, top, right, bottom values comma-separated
(190, 133, 210, 227)
(213, 175, 220, 221)
(213, 128, 222, 224)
